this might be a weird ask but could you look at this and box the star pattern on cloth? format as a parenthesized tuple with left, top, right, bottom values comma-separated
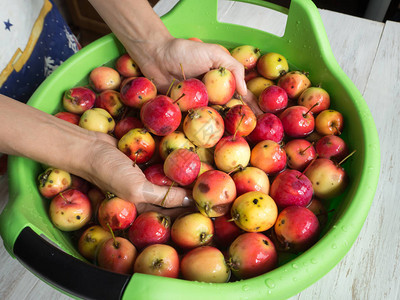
(4, 19, 13, 31)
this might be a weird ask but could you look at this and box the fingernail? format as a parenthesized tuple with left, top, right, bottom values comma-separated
(182, 196, 194, 206)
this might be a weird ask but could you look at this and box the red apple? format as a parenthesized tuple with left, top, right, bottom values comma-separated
(63, 86, 96, 114)
(192, 170, 237, 218)
(114, 116, 143, 140)
(203, 67, 236, 105)
(315, 134, 349, 162)
(127, 211, 171, 250)
(98, 195, 137, 231)
(89, 66, 121, 92)
(279, 105, 315, 138)
(247, 113, 284, 144)
(95, 90, 125, 119)
(170, 78, 209, 111)
(37, 167, 71, 199)
(140, 95, 182, 136)
(120, 76, 157, 108)
(284, 139, 317, 171)
(54, 111, 80, 125)
(133, 244, 179, 278)
(258, 85, 288, 114)
(228, 232, 278, 279)
(224, 104, 257, 137)
(213, 214, 242, 249)
(163, 148, 201, 186)
(143, 163, 174, 186)
(49, 189, 92, 231)
(274, 206, 320, 252)
(97, 236, 137, 275)
(269, 169, 313, 209)
(181, 246, 231, 283)
(115, 53, 141, 78)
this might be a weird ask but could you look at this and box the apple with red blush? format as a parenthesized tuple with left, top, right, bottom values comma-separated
(213, 214, 242, 249)
(315, 134, 349, 162)
(117, 128, 155, 165)
(258, 85, 288, 114)
(38, 167, 71, 199)
(279, 105, 315, 138)
(274, 206, 320, 252)
(181, 246, 231, 283)
(159, 131, 195, 160)
(284, 139, 317, 171)
(133, 244, 179, 278)
(192, 170, 237, 218)
(49, 189, 92, 231)
(224, 104, 257, 137)
(54, 111, 80, 125)
(230, 45, 261, 70)
(269, 169, 313, 209)
(63, 86, 96, 114)
(163, 148, 201, 186)
(170, 78, 209, 111)
(171, 212, 214, 249)
(143, 163, 173, 186)
(95, 90, 125, 119)
(298, 86, 330, 114)
(278, 70, 311, 99)
(127, 211, 171, 250)
(114, 116, 143, 139)
(97, 194, 137, 231)
(247, 113, 284, 144)
(315, 109, 344, 136)
(250, 140, 287, 175)
(89, 66, 121, 92)
(214, 135, 251, 173)
(78, 225, 112, 261)
(228, 232, 278, 279)
(115, 53, 141, 78)
(120, 76, 157, 109)
(140, 95, 182, 136)
(231, 166, 270, 196)
(97, 236, 137, 275)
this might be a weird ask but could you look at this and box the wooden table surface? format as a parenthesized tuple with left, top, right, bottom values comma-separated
(1, 1, 399, 299)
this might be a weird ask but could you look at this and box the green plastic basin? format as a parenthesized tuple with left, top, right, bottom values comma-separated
(0, 0, 380, 299)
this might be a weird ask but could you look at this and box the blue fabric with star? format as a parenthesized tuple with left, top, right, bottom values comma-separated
(0, 2, 80, 103)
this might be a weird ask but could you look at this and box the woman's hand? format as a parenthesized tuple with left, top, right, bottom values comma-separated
(129, 38, 247, 96)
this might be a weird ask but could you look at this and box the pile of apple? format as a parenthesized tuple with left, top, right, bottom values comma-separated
(37, 41, 353, 283)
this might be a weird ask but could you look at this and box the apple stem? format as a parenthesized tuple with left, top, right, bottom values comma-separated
(334, 125, 342, 135)
(161, 182, 175, 207)
(228, 164, 243, 175)
(172, 93, 186, 104)
(166, 78, 176, 97)
(58, 192, 67, 202)
(299, 154, 319, 178)
(239, 95, 245, 105)
(304, 102, 319, 116)
(299, 142, 314, 155)
(132, 151, 139, 167)
(233, 113, 245, 140)
(338, 149, 356, 166)
(180, 63, 186, 81)
(106, 223, 118, 248)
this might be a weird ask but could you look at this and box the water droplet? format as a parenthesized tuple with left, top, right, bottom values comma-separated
(288, 39, 292, 44)
(284, 268, 289, 272)
(343, 240, 349, 247)
(265, 278, 276, 289)
(342, 225, 349, 232)
(267, 290, 272, 295)
(332, 243, 337, 249)
(242, 285, 249, 291)
(292, 263, 299, 269)
(296, 21, 301, 25)
(293, 277, 298, 282)
(311, 258, 318, 264)
(303, 45, 307, 48)
(332, 225, 337, 230)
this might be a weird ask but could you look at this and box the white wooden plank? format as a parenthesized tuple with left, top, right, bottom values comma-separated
(292, 21, 400, 300)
